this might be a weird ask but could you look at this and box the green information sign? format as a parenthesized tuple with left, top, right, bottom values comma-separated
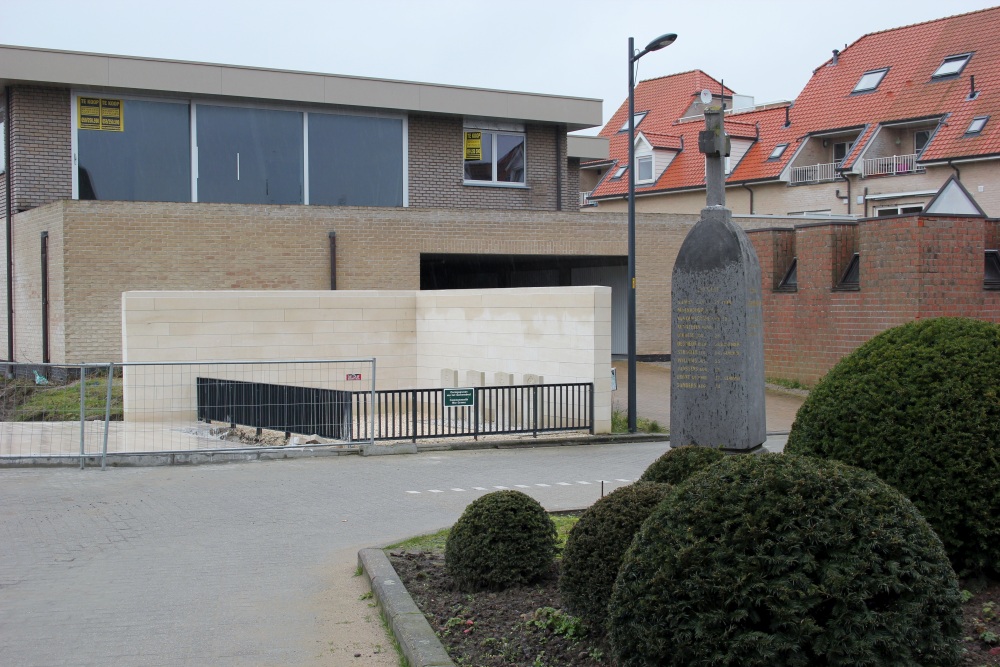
(443, 388, 475, 408)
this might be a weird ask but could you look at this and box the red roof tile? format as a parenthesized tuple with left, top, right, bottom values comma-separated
(588, 6, 1000, 202)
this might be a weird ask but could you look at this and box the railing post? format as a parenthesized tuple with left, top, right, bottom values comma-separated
(532, 385, 538, 438)
(79, 366, 86, 470)
(473, 388, 479, 441)
(589, 382, 595, 435)
(102, 363, 113, 471)
(370, 358, 376, 445)
(411, 389, 417, 444)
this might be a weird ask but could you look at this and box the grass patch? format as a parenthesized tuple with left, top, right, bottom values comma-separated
(766, 376, 810, 391)
(386, 514, 581, 557)
(611, 407, 664, 434)
(10, 376, 124, 422)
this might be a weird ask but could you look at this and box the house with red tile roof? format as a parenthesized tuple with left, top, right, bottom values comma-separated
(583, 6, 1000, 218)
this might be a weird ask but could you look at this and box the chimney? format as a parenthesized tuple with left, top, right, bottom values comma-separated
(832, 49, 840, 65)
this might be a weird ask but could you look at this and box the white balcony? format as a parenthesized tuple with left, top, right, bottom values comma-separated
(579, 191, 597, 207)
(790, 162, 840, 184)
(862, 153, 925, 177)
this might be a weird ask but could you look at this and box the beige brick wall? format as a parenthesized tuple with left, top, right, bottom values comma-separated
(9, 200, 803, 364)
(122, 286, 612, 432)
(408, 116, 572, 210)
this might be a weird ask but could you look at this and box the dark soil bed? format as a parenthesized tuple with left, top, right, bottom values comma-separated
(390, 550, 1000, 667)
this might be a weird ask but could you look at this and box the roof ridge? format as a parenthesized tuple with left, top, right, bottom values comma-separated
(855, 5, 1000, 41)
(636, 69, 732, 91)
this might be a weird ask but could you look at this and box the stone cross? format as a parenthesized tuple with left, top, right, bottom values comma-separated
(669, 108, 766, 452)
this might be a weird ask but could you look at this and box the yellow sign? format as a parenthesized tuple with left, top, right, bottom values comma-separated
(464, 131, 482, 161)
(78, 97, 123, 132)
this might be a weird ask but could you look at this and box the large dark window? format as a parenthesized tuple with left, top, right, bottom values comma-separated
(308, 114, 403, 207)
(197, 105, 303, 205)
(464, 130, 525, 184)
(77, 100, 190, 202)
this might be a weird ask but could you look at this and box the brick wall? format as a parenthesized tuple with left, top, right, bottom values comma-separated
(408, 115, 570, 210)
(8, 86, 71, 212)
(748, 214, 1000, 385)
(7, 200, 801, 363)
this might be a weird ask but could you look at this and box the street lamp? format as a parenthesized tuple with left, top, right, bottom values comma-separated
(627, 33, 676, 433)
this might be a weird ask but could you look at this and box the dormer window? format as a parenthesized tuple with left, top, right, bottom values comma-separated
(932, 53, 972, 79)
(966, 116, 989, 136)
(636, 154, 654, 183)
(852, 68, 888, 93)
(619, 112, 647, 133)
(768, 144, 788, 160)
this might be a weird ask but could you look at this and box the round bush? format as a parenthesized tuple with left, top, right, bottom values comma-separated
(638, 445, 725, 485)
(608, 454, 962, 667)
(444, 490, 557, 592)
(559, 482, 672, 629)
(785, 317, 1000, 577)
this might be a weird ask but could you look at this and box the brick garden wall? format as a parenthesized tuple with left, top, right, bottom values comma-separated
(748, 214, 1000, 385)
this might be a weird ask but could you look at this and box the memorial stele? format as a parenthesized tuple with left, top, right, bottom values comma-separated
(669, 103, 766, 451)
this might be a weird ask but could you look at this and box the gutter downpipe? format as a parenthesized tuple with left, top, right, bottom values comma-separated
(947, 159, 961, 181)
(741, 183, 754, 214)
(5, 89, 13, 371)
(328, 231, 336, 290)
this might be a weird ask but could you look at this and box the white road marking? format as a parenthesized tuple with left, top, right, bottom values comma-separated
(473, 487, 487, 490)
(451, 488, 465, 492)
(535, 483, 551, 487)
(494, 485, 509, 489)
(428, 490, 443, 493)
(406, 490, 421, 494)
(407, 478, 631, 496)
(514, 484, 530, 488)
(556, 482, 572, 486)
(615, 478, 631, 482)
(576, 481, 591, 485)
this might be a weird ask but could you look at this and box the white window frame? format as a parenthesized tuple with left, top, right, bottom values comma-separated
(635, 154, 654, 184)
(72, 91, 409, 206)
(768, 143, 788, 160)
(853, 68, 889, 93)
(875, 204, 924, 217)
(0, 120, 5, 174)
(914, 129, 931, 153)
(462, 129, 527, 187)
(612, 165, 627, 179)
(932, 53, 971, 79)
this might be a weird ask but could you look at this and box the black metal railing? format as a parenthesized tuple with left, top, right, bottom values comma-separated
(351, 383, 593, 442)
(196, 377, 353, 440)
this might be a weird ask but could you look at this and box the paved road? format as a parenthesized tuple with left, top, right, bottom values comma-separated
(0, 436, 787, 666)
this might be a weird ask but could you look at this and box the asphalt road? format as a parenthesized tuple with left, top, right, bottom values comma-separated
(0, 437, 786, 666)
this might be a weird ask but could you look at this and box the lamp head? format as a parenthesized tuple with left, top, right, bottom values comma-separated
(645, 33, 677, 52)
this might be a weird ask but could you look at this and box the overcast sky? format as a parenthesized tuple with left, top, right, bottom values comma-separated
(2, 0, 996, 134)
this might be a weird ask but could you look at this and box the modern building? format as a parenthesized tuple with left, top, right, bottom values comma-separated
(5, 44, 791, 366)
(585, 6, 1000, 219)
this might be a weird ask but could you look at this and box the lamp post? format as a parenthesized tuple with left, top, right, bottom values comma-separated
(627, 32, 676, 433)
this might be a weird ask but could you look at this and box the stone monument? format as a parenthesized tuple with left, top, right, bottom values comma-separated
(669, 105, 765, 451)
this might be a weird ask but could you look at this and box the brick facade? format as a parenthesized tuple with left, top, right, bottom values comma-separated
(407, 116, 573, 210)
(7, 86, 71, 212)
(1, 200, 803, 363)
(748, 214, 1000, 385)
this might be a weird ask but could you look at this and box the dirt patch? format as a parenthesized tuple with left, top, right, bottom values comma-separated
(390, 551, 610, 666)
(390, 550, 1000, 666)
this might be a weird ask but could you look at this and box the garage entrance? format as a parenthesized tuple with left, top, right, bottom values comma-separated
(420, 254, 627, 355)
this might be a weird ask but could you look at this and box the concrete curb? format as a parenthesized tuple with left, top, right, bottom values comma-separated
(0, 445, 358, 468)
(358, 548, 455, 667)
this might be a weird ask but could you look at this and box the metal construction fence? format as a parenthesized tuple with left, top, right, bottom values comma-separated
(350, 383, 594, 442)
(0, 359, 376, 467)
(0, 360, 594, 467)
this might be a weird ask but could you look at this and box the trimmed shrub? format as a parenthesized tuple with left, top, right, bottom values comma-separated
(638, 445, 725, 485)
(608, 454, 962, 667)
(444, 490, 557, 592)
(559, 482, 672, 629)
(785, 317, 1000, 577)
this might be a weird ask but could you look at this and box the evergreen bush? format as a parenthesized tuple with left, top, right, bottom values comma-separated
(638, 445, 724, 485)
(444, 490, 557, 592)
(608, 454, 962, 667)
(559, 482, 672, 629)
(785, 317, 1000, 576)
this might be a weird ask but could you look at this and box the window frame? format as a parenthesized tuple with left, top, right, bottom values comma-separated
(932, 53, 972, 79)
(914, 129, 931, 153)
(833, 141, 853, 165)
(619, 111, 647, 133)
(612, 165, 627, 179)
(462, 129, 527, 187)
(965, 116, 989, 136)
(0, 119, 5, 174)
(852, 68, 889, 94)
(635, 154, 654, 184)
(767, 143, 788, 160)
(71, 91, 409, 206)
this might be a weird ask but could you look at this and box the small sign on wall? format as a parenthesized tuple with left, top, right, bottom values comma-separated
(346, 373, 362, 381)
(464, 132, 482, 161)
(78, 97, 123, 132)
